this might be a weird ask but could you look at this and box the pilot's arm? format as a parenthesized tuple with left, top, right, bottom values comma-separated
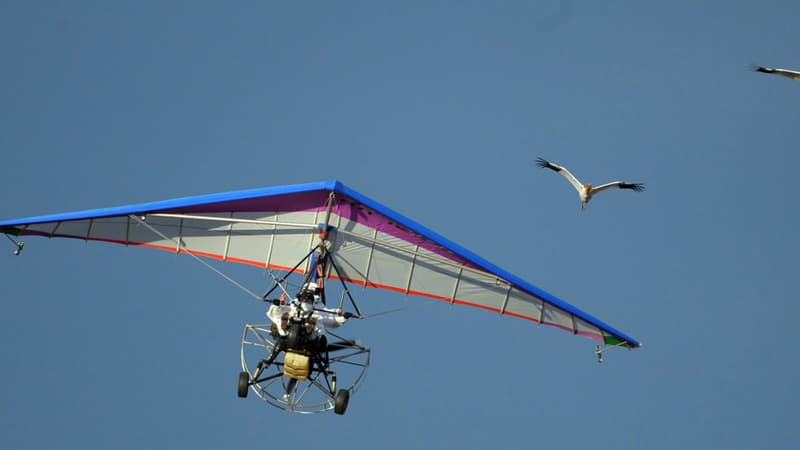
(314, 310, 350, 329)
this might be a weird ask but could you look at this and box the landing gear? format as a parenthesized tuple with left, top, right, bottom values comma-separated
(240, 324, 370, 414)
(238, 371, 250, 398)
(334, 389, 349, 415)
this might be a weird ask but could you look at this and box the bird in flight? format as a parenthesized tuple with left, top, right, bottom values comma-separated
(754, 65, 800, 80)
(535, 157, 645, 211)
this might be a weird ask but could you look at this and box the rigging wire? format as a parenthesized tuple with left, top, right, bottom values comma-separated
(129, 215, 264, 301)
(265, 268, 293, 300)
(358, 305, 407, 319)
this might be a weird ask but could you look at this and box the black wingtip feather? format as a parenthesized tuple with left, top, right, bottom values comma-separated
(620, 182, 645, 192)
(535, 157, 558, 171)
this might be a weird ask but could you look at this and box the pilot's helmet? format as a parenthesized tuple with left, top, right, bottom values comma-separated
(301, 281, 321, 303)
(304, 282, 320, 294)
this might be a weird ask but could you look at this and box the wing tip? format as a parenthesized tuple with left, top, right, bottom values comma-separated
(605, 336, 643, 349)
(626, 182, 646, 192)
(1, 226, 22, 235)
(535, 157, 558, 171)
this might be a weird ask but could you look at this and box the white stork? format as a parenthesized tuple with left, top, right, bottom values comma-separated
(754, 65, 800, 80)
(535, 157, 645, 211)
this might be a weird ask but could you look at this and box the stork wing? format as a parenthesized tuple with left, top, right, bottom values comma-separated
(0, 180, 641, 349)
(536, 158, 584, 193)
(591, 181, 645, 194)
(755, 66, 800, 80)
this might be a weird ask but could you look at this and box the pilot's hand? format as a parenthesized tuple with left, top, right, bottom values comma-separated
(342, 312, 354, 319)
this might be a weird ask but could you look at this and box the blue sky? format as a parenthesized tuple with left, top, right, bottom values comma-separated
(1, 1, 798, 449)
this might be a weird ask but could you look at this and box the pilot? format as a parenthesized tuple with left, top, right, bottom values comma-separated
(257, 281, 353, 399)
(257, 281, 350, 376)
(302, 281, 350, 334)
(266, 281, 350, 338)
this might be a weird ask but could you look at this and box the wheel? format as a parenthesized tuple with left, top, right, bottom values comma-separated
(334, 389, 350, 415)
(238, 371, 250, 398)
(286, 321, 303, 349)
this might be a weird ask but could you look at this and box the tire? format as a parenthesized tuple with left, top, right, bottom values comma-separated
(334, 389, 350, 415)
(286, 322, 301, 349)
(316, 335, 328, 353)
(237, 371, 250, 398)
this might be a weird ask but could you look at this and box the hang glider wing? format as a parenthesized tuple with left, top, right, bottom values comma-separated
(0, 180, 641, 349)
